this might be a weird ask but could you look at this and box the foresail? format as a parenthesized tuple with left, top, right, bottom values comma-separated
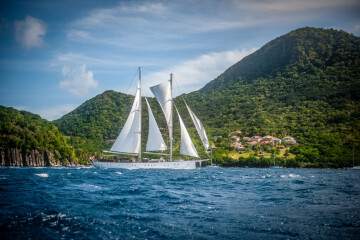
(110, 81, 141, 154)
(176, 108, 200, 158)
(145, 97, 167, 151)
(186, 104, 210, 151)
(150, 80, 173, 138)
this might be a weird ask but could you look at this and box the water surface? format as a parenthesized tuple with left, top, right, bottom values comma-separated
(1, 167, 359, 239)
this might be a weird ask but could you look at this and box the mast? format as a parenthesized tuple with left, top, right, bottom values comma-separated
(170, 73, 173, 161)
(273, 152, 276, 166)
(353, 146, 355, 167)
(138, 67, 142, 162)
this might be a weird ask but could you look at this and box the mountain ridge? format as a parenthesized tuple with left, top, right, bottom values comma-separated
(201, 27, 360, 93)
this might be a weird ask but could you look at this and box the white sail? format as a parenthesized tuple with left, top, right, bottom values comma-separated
(145, 97, 167, 151)
(110, 81, 141, 154)
(150, 80, 173, 138)
(176, 108, 199, 158)
(185, 104, 209, 151)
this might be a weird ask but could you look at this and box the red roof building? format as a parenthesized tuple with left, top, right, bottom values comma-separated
(250, 136, 262, 142)
(229, 136, 240, 141)
(249, 141, 259, 146)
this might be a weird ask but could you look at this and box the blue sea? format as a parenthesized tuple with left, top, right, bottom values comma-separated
(1, 167, 359, 239)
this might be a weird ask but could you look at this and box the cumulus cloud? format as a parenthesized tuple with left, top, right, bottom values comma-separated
(59, 65, 99, 98)
(143, 48, 257, 95)
(15, 16, 47, 49)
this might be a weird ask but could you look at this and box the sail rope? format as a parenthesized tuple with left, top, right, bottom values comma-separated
(125, 68, 139, 95)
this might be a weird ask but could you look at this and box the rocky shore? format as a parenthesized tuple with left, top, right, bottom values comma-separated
(0, 148, 81, 167)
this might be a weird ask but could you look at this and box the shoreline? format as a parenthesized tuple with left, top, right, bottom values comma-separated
(0, 165, 352, 169)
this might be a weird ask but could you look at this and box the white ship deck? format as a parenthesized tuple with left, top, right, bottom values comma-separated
(91, 160, 206, 169)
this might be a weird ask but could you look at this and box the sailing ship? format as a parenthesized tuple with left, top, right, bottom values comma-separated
(90, 67, 210, 169)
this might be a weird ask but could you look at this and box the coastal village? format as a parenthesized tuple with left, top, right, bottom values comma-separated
(211, 130, 299, 159)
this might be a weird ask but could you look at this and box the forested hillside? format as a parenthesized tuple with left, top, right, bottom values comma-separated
(0, 106, 78, 166)
(181, 27, 360, 167)
(54, 90, 133, 140)
(54, 27, 360, 167)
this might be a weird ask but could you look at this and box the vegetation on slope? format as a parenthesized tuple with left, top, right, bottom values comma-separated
(0, 106, 76, 164)
(181, 27, 360, 168)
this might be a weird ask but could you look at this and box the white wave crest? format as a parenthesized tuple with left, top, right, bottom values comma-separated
(281, 174, 300, 178)
(261, 174, 271, 179)
(35, 173, 48, 177)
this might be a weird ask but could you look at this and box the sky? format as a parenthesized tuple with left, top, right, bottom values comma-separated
(1, 0, 360, 120)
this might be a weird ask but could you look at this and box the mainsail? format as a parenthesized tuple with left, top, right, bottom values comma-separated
(110, 81, 141, 154)
(176, 107, 200, 158)
(145, 97, 167, 151)
(185, 103, 209, 151)
(150, 79, 173, 160)
(149, 80, 173, 138)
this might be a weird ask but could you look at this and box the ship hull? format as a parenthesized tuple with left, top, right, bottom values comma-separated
(91, 160, 206, 169)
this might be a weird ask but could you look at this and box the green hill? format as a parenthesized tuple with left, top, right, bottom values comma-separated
(54, 90, 134, 140)
(0, 106, 77, 166)
(54, 27, 360, 168)
(181, 27, 360, 167)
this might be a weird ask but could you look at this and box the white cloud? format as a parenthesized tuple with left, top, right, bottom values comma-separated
(74, 2, 167, 27)
(55, 52, 101, 66)
(143, 48, 257, 95)
(35, 104, 79, 121)
(68, 0, 360, 47)
(15, 16, 47, 49)
(13, 106, 31, 112)
(59, 64, 99, 98)
(234, 0, 359, 13)
(51, 52, 145, 72)
(13, 104, 79, 121)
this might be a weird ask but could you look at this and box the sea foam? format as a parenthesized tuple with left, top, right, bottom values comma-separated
(35, 173, 48, 178)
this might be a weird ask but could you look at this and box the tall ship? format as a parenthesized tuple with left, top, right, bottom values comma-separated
(90, 67, 210, 169)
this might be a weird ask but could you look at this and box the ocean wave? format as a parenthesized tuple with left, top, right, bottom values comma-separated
(35, 173, 48, 177)
(261, 174, 272, 179)
(281, 174, 300, 178)
(1, 167, 359, 239)
(84, 184, 102, 189)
